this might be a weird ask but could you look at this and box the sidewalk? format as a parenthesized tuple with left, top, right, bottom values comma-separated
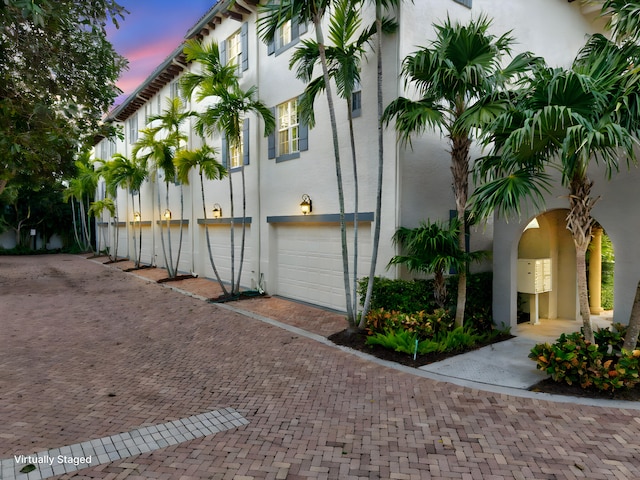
(1, 254, 639, 480)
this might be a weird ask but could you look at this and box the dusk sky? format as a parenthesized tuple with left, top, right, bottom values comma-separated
(107, 0, 215, 105)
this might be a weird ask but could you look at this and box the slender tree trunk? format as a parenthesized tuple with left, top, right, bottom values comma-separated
(347, 100, 359, 322)
(175, 186, 185, 276)
(70, 196, 82, 249)
(137, 192, 143, 267)
(314, 15, 354, 324)
(165, 182, 175, 278)
(199, 170, 228, 296)
(157, 180, 171, 277)
(236, 164, 247, 294)
(228, 149, 236, 296)
(131, 192, 138, 267)
(360, 10, 384, 330)
(451, 133, 471, 329)
(623, 281, 640, 351)
(567, 174, 596, 343)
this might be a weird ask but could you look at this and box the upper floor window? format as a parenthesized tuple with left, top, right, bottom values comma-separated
(128, 113, 138, 144)
(351, 79, 362, 118)
(222, 119, 250, 169)
(268, 97, 308, 162)
(221, 23, 249, 75)
(99, 138, 116, 160)
(267, 17, 307, 56)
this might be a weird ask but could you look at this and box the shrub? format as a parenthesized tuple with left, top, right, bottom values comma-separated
(364, 308, 452, 338)
(529, 326, 640, 391)
(359, 272, 494, 332)
(366, 329, 419, 355)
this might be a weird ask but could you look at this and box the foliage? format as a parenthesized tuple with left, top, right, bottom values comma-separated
(0, 0, 128, 194)
(366, 325, 504, 355)
(364, 308, 452, 339)
(529, 325, 640, 391)
(358, 272, 493, 330)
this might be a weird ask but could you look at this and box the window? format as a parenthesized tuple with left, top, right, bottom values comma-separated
(221, 23, 249, 75)
(170, 80, 182, 101)
(99, 138, 116, 160)
(128, 113, 138, 144)
(267, 17, 307, 56)
(222, 119, 250, 169)
(278, 99, 298, 156)
(351, 79, 362, 118)
(268, 97, 308, 162)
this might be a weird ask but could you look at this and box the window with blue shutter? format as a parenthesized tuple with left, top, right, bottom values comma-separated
(269, 98, 308, 162)
(453, 0, 472, 8)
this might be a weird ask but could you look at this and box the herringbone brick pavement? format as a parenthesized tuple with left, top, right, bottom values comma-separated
(1, 255, 638, 479)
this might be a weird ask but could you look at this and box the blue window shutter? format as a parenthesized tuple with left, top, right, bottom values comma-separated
(298, 96, 308, 152)
(221, 136, 228, 168)
(267, 36, 275, 55)
(299, 20, 307, 36)
(243, 118, 250, 165)
(268, 107, 276, 159)
(291, 17, 299, 40)
(220, 39, 227, 66)
(241, 23, 249, 71)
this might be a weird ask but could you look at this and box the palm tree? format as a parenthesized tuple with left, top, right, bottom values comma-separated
(602, 0, 640, 42)
(88, 197, 116, 259)
(106, 153, 148, 268)
(195, 83, 274, 296)
(183, 39, 274, 297)
(389, 218, 487, 309)
(471, 35, 640, 343)
(383, 15, 537, 328)
(174, 143, 229, 295)
(359, 0, 402, 329)
(133, 97, 190, 279)
(64, 152, 99, 253)
(289, 0, 384, 328)
(259, 0, 355, 323)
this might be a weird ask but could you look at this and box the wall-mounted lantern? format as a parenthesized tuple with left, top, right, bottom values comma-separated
(163, 209, 172, 220)
(300, 194, 312, 215)
(134, 212, 141, 222)
(212, 203, 222, 218)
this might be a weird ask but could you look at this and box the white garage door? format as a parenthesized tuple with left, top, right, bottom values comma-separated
(273, 223, 372, 311)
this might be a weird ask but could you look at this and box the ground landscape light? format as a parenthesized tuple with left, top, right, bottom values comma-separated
(300, 194, 312, 215)
(212, 203, 222, 218)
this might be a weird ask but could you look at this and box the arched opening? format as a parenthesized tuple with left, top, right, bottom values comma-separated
(515, 210, 614, 327)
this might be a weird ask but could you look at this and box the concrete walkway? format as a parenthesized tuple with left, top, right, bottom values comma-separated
(1, 254, 639, 480)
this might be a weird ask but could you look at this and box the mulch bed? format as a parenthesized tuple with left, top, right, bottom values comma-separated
(329, 329, 640, 402)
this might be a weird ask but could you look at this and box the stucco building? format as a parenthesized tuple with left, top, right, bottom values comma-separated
(94, 0, 637, 329)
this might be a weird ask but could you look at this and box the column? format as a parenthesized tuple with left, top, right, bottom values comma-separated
(589, 227, 603, 314)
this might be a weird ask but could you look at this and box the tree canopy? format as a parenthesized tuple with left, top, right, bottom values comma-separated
(0, 0, 128, 195)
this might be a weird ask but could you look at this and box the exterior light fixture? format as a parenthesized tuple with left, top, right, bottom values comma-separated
(134, 212, 141, 222)
(524, 218, 540, 231)
(163, 209, 172, 220)
(212, 203, 222, 218)
(300, 194, 312, 215)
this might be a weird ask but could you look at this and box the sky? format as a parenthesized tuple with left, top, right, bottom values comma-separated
(106, 0, 215, 106)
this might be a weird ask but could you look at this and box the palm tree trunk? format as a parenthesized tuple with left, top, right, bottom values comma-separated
(165, 182, 175, 278)
(131, 192, 138, 267)
(137, 192, 143, 267)
(174, 186, 185, 276)
(199, 171, 229, 296)
(347, 100, 359, 322)
(236, 164, 247, 294)
(228, 151, 236, 296)
(567, 175, 596, 343)
(451, 133, 471, 328)
(623, 281, 640, 351)
(70, 196, 81, 249)
(157, 181, 171, 277)
(314, 15, 354, 325)
(360, 10, 384, 330)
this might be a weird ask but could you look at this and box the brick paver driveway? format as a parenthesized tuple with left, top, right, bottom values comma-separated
(1, 255, 639, 479)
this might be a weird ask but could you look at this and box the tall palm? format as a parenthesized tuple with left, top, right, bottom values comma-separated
(195, 83, 274, 296)
(64, 152, 99, 252)
(383, 15, 537, 328)
(471, 35, 640, 343)
(259, 0, 355, 323)
(106, 153, 148, 268)
(88, 197, 116, 259)
(175, 143, 229, 295)
(133, 97, 189, 279)
(360, 0, 402, 329)
(289, 0, 383, 328)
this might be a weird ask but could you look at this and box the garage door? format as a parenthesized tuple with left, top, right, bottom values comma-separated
(272, 223, 371, 311)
